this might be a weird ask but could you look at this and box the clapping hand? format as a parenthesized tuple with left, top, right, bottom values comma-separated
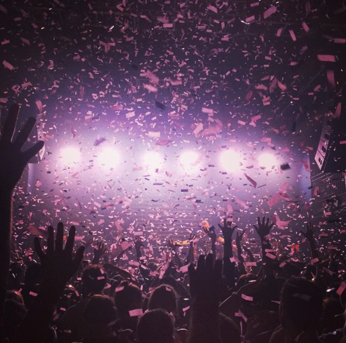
(0, 104, 44, 193)
(218, 217, 238, 242)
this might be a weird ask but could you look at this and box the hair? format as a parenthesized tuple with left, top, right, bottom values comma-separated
(114, 280, 142, 318)
(219, 313, 241, 343)
(24, 263, 42, 286)
(148, 284, 177, 314)
(137, 309, 174, 343)
(281, 277, 323, 330)
(321, 298, 344, 333)
(235, 273, 257, 291)
(6, 290, 24, 305)
(159, 275, 178, 290)
(2, 300, 28, 340)
(82, 265, 108, 296)
(84, 294, 117, 325)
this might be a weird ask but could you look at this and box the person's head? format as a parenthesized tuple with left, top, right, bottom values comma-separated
(235, 273, 257, 291)
(148, 285, 177, 314)
(7, 262, 26, 289)
(5, 290, 24, 305)
(280, 277, 323, 335)
(24, 263, 42, 286)
(137, 309, 175, 343)
(321, 298, 344, 333)
(114, 280, 142, 319)
(56, 284, 81, 319)
(159, 275, 177, 290)
(219, 314, 241, 343)
(82, 265, 108, 297)
(84, 295, 117, 339)
(2, 300, 27, 340)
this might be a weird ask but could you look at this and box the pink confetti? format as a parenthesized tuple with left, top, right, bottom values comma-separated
(2, 60, 14, 70)
(317, 54, 336, 62)
(129, 309, 143, 317)
(207, 5, 218, 13)
(334, 102, 342, 118)
(20, 37, 30, 45)
(94, 137, 107, 146)
(278, 81, 287, 91)
(334, 38, 346, 44)
(35, 100, 43, 113)
(245, 16, 255, 23)
(302, 22, 310, 32)
(326, 70, 336, 88)
(263, 6, 277, 19)
(0, 4, 7, 13)
(34, 181, 42, 188)
(244, 173, 257, 188)
(289, 30, 297, 42)
(148, 131, 160, 138)
(143, 84, 158, 92)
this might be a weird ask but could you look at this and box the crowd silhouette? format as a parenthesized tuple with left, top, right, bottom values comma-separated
(0, 104, 344, 343)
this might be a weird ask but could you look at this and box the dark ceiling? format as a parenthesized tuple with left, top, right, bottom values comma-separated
(1, 0, 345, 155)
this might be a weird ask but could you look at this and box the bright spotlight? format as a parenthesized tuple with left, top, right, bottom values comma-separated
(60, 147, 81, 165)
(219, 150, 242, 172)
(143, 151, 164, 170)
(258, 153, 277, 168)
(98, 147, 121, 168)
(180, 151, 201, 170)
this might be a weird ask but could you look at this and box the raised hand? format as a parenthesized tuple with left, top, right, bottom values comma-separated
(34, 223, 84, 301)
(188, 254, 223, 302)
(167, 239, 177, 250)
(253, 217, 274, 241)
(235, 230, 245, 245)
(218, 217, 237, 242)
(93, 241, 106, 264)
(135, 237, 143, 251)
(189, 233, 197, 241)
(300, 222, 314, 241)
(0, 104, 44, 193)
(204, 226, 217, 243)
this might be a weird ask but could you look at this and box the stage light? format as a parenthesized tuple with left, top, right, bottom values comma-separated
(258, 153, 277, 168)
(219, 150, 242, 172)
(180, 151, 201, 170)
(60, 147, 81, 165)
(143, 151, 164, 170)
(98, 147, 121, 168)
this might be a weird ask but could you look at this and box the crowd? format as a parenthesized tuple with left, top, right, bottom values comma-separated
(0, 104, 345, 343)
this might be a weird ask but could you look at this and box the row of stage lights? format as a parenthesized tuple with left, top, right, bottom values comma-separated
(59, 147, 278, 172)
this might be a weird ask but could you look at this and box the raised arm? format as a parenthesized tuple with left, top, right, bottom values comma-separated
(14, 223, 84, 343)
(188, 254, 222, 343)
(0, 104, 43, 317)
(235, 230, 246, 275)
(300, 222, 319, 261)
(203, 226, 217, 258)
(186, 234, 197, 265)
(92, 241, 106, 265)
(218, 217, 237, 288)
(253, 217, 275, 264)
